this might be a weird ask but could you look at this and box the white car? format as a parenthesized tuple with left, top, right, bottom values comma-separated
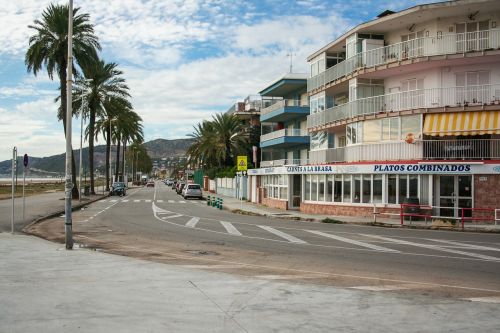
(182, 183, 203, 199)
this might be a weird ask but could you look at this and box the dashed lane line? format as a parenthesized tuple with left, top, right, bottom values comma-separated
(463, 296, 500, 303)
(220, 221, 242, 236)
(350, 284, 425, 291)
(428, 239, 500, 252)
(168, 200, 175, 203)
(134, 199, 140, 203)
(185, 217, 200, 228)
(157, 199, 164, 203)
(307, 230, 400, 253)
(161, 214, 183, 220)
(362, 234, 500, 262)
(258, 226, 307, 244)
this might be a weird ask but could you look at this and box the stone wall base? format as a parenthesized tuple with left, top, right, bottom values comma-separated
(263, 197, 288, 210)
(300, 202, 400, 218)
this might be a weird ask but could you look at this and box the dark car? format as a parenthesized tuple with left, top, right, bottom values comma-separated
(110, 182, 127, 196)
(176, 182, 186, 194)
(171, 180, 178, 190)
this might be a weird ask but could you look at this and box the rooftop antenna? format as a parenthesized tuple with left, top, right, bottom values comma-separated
(286, 50, 296, 73)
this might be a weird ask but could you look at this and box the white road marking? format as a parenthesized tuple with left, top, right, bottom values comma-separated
(185, 217, 200, 228)
(134, 199, 140, 202)
(110, 199, 117, 202)
(145, 199, 152, 203)
(168, 200, 175, 203)
(179, 200, 186, 203)
(122, 199, 129, 202)
(156, 199, 164, 203)
(350, 284, 423, 291)
(220, 221, 242, 236)
(362, 234, 500, 262)
(307, 230, 400, 253)
(463, 296, 500, 303)
(256, 275, 320, 280)
(162, 214, 183, 219)
(428, 239, 500, 252)
(258, 226, 307, 244)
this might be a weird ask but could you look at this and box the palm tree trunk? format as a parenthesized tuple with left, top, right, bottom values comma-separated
(105, 127, 111, 191)
(59, 66, 79, 199)
(122, 141, 127, 182)
(115, 136, 121, 182)
(88, 107, 96, 194)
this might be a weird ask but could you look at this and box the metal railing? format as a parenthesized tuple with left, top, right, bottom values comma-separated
(308, 139, 500, 164)
(260, 128, 309, 142)
(307, 84, 500, 129)
(260, 158, 308, 167)
(261, 99, 309, 117)
(308, 29, 500, 92)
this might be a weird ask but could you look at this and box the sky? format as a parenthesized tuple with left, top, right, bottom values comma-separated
(0, 0, 433, 160)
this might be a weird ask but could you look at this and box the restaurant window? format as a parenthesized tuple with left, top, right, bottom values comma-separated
(362, 175, 371, 203)
(311, 175, 318, 201)
(318, 175, 326, 201)
(388, 175, 397, 204)
(305, 175, 311, 201)
(326, 175, 333, 202)
(334, 175, 343, 202)
(343, 175, 352, 202)
(373, 175, 383, 203)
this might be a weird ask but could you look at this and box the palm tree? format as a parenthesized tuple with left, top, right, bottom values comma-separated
(26, 4, 100, 198)
(74, 60, 130, 194)
(113, 109, 143, 182)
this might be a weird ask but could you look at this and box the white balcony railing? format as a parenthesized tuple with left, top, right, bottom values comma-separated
(307, 84, 500, 129)
(308, 139, 500, 164)
(260, 99, 309, 117)
(308, 29, 500, 92)
(260, 128, 309, 143)
(260, 158, 309, 167)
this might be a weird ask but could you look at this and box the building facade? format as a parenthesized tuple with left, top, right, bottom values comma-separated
(249, 0, 500, 218)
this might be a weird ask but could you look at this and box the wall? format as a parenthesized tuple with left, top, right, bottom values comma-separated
(474, 174, 500, 209)
(263, 197, 288, 210)
(300, 202, 400, 218)
(216, 177, 236, 197)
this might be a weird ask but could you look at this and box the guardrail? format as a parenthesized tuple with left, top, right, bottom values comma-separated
(260, 158, 308, 167)
(308, 29, 500, 92)
(260, 128, 309, 142)
(260, 99, 309, 117)
(307, 83, 500, 130)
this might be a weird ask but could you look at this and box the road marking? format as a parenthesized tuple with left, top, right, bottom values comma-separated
(168, 200, 175, 203)
(162, 214, 183, 219)
(362, 234, 500, 262)
(110, 199, 117, 202)
(428, 239, 500, 252)
(258, 226, 307, 244)
(157, 199, 164, 203)
(185, 217, 200, 228)
(307, 230, 400, 253)
(350, 284, 423, 291)
(134, 199, 140, 202)
(463, 296, 500, 303)
(220, 221, 242, 236)
(122, 199, 129, 202)
(179, 200, 186, 203)
(145, 199, 152, 203)
(256, 275, 320, 280)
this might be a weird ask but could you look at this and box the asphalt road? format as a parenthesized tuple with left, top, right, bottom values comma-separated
(36, 181, 500, 300)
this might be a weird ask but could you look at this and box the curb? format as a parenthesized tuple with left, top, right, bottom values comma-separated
(22, 195, 107, 234)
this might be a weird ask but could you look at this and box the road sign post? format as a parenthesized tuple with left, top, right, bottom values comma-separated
(11, 147, 17, 233)
(23, 154, 28, 223)
(236, 157, 248, 211)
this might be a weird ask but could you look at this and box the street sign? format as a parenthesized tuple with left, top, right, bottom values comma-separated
(237, 156, 247, 171)
(23, 154, 28, 167)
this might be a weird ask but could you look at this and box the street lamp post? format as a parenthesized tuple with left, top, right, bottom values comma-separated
(79, 79, 92, 202)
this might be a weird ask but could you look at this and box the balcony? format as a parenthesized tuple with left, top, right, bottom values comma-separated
(308, 29, 500, 92)
(260, 129, 310, 148)
(260, 158, 309, 167)
(260, 99, 310, 122)
(307, 84, 500, 130)
(308, 139, 500, 164)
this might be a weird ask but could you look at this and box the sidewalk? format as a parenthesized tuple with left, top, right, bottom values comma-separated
(2, 233, 500, 333)
(212, 193, 500, 232)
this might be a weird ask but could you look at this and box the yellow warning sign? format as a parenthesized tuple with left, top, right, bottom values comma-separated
(237, 156, 247, 171)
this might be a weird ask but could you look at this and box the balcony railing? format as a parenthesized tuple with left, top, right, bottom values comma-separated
(260, 99, 309, 117)
(308, 29, 500, 92)
(260, 158, 309, 167)
(260, 128, 309, 142)
(307, 84, 500, 130)
(308, 139, 500, 164)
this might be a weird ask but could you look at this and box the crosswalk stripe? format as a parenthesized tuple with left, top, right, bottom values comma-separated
(133, 199, 140, 202)
(122, 199, 129, 202)
(162, 214, 183, 219)
(179, 200, 186, 203)
(110, 199, 118, 202)
(258, 226, 307, 244)
(145, 199, 152, 203)
(157, 199, 164, 203)
(307, 230, 400, 253)
(185, 217, 200, 228)
(168, 200, 175, 203)
(428, 239, 500, 252)
(362, 234, 500, 262)
(220, 221, 242, 236)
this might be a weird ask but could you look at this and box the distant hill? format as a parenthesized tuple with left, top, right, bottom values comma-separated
(0, 138, 193, 176)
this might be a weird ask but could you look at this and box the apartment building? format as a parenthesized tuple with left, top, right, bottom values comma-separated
(249, 0, 500, 218)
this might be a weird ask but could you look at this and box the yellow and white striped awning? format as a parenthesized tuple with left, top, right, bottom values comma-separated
(423, 111, 500, 136)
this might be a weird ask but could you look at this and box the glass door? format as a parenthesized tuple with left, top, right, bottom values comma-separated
(438, 175, 473, 218)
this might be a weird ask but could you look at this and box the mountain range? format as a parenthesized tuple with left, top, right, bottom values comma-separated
(0, 138, 193, 177)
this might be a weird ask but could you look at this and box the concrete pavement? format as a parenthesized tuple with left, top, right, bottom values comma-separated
(2, 232, 500, 333)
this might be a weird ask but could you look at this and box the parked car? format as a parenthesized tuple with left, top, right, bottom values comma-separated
(146, 180, 155, 188)
(165, 179, 173, 186)
(182, 183, 203, 199)
(171, 180, 177, 190)
(176, 182, 186, 194)
(110, 182, 127, 196)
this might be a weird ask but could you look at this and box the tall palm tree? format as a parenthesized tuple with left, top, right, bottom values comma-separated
(74, 60, 130, 194)
(26, 4, 100, 198)
(113, 109, 143, 182)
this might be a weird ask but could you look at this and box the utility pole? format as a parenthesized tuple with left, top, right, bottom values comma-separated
(64, 0, 74, 250)
(11, 146, 17, 234)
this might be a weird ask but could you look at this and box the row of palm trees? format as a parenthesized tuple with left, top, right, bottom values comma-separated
(25, 4, 144, 196)
(187, 113, 251, 170)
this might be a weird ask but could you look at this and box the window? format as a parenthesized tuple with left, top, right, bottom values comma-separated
(456, 71, 490, 104)
(326, 175, 333, 202)
(264, 175, 288, 200)
(318, 175, 325, 201)
(388, 175, 397, 204)
(311, 175, 318, 201)
(409, 175, 418, 198)
(362, 175, 371, 203)
(399, 175, 408, 202)
(334, 175, 342, 202)
(343, 175, 352, 202)
(382, 118, 399, 141)
(401, 115, 421, 140)
(353, 175, 361, 203)
(363, 119, 381, 143)
(373, 175, 383, 203)
(305, 175, 311, 201)
(310, 131, 328, 151)
(347, 122, 363, 145)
